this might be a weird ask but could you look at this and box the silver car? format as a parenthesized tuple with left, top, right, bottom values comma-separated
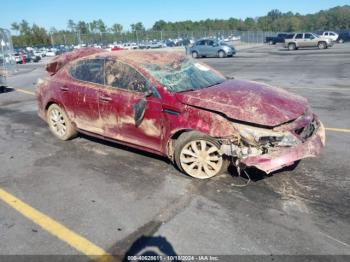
(189, 39, 236, 58)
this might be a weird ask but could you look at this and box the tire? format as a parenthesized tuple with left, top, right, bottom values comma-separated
(288, 43, 296, 51)
(339, 39, 344, 44)
(174, 131, 229, 179)
(318, 41, 326, 49)
(218, 50, 226, 58)
(269, 40, 274, 45)
(192, 51, 199, 59)
(47, 104, 77, 141)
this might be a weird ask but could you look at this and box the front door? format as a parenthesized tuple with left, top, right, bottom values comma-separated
(99, 60, 164, 152)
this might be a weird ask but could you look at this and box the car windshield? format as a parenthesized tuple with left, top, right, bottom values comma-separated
(144, 58, 226, 93)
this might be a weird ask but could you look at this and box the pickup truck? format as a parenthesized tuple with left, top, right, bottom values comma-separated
(284, 32, 333, 50)
(265, 33, 291, 45)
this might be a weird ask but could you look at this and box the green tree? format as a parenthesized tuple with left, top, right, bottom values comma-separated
(67, 19, 76, 32)
(110, 23, 123, 34)
(130, 22, 145, 32)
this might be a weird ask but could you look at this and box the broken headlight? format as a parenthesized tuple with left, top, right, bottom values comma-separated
(232, 123, 300, 147)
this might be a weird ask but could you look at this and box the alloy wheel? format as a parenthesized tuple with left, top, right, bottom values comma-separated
(48, 107, 67, 138)
(180, 140, 223, 179)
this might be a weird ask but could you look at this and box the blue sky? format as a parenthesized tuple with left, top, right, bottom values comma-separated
(1, 0, 348, 32)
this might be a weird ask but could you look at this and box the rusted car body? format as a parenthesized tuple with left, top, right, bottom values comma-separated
(37, 48, 325, 179)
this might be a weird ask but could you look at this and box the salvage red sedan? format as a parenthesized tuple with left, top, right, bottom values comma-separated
(37, 48, 325, 179)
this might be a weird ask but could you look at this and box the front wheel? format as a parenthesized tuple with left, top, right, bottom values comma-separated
(192, 51, 199, 59)
(174, 132, 229, 179)
(218, 50, 226, 58)
(47, 104, 77, 141)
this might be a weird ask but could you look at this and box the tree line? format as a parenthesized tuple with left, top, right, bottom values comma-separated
(10, 5, 350, 47)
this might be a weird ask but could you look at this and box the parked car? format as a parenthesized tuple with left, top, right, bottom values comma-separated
(336, 32, 350, 43)
(284, 32, 333, 50)
(37, 49, 325, 179)
(147, 41, 164, 49)
(265, 33, 290, 45)
(320, 31, 339, 42)
(45, 50, 57, 57)
(189, 39, 236, 58)
(27, 52, 41, 63)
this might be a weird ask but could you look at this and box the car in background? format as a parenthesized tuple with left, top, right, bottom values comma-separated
(284, 32, 333, 50)
(224, 35, 241, 42)
(122, 43, 138, 50)
(320, 31, 339, 42)
(147, 41, 164, 49)
(189, 39, 236, 58)
(336, 32, 350, 43)
(111, 46, 124, 51)
(28, 52, 41, 63)
(37, 49, 325, 179)
(45, 49, 57, 57)
(265, 33, 290, 45)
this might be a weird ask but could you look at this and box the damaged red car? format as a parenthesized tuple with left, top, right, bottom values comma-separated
(37, 48, 325, 179)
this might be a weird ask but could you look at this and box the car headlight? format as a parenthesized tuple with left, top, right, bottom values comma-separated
(223, 46, 232, 52)
(232, 123, 300, 147)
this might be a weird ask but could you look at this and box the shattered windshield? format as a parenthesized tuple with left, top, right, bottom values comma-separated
(144, 58, 225, 92)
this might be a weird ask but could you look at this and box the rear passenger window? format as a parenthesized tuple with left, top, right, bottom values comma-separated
(295, 34, 303, 39)
(196, 40, 205, 46)
(70, 59, 105, 85)
(207, 40, 214, 46)
(105, 60, 149, 93)
(304, 33, 312, 39)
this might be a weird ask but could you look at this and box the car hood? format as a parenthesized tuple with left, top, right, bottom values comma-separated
(175, 79, 308, 127)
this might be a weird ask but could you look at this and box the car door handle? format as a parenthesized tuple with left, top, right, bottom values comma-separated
(60, 86, 69, 91)
(99, 95, 112, 102)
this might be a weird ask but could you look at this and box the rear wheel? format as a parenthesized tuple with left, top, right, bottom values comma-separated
(318, 41, 326, 49)
(218, 50, 226, 58)
(47, 104, 76, 141)
(339, 39, 344, 44)
(174, 132, 229, 179)
(269, 40, 274, 45)
(288, 43, 296, 51)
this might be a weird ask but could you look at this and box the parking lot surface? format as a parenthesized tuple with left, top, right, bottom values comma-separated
(1, 44, 350, 260)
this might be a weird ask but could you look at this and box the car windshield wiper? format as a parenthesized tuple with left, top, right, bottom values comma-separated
(176, 88, 196, 93)
(204, 81, 224, 89)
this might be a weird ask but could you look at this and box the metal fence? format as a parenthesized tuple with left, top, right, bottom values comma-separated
(50, 30, 276, 46)
(0, 28, 16, 86)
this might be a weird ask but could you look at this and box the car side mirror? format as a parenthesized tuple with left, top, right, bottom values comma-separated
(144, 89, 153, 97)
(134, 98, 147, 127)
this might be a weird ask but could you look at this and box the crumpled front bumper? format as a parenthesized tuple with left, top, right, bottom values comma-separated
(240, 119, 326, 174)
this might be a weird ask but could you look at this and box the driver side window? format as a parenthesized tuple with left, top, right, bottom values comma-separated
(105, 60, 149, 93)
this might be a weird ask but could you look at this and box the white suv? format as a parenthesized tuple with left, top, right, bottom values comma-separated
(320, 31, 339, 42)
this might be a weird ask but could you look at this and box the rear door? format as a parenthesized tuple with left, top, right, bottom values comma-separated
(99, 59, 164, 151)
(294, 33, 304, 47)
(64, 58, 105, 134)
